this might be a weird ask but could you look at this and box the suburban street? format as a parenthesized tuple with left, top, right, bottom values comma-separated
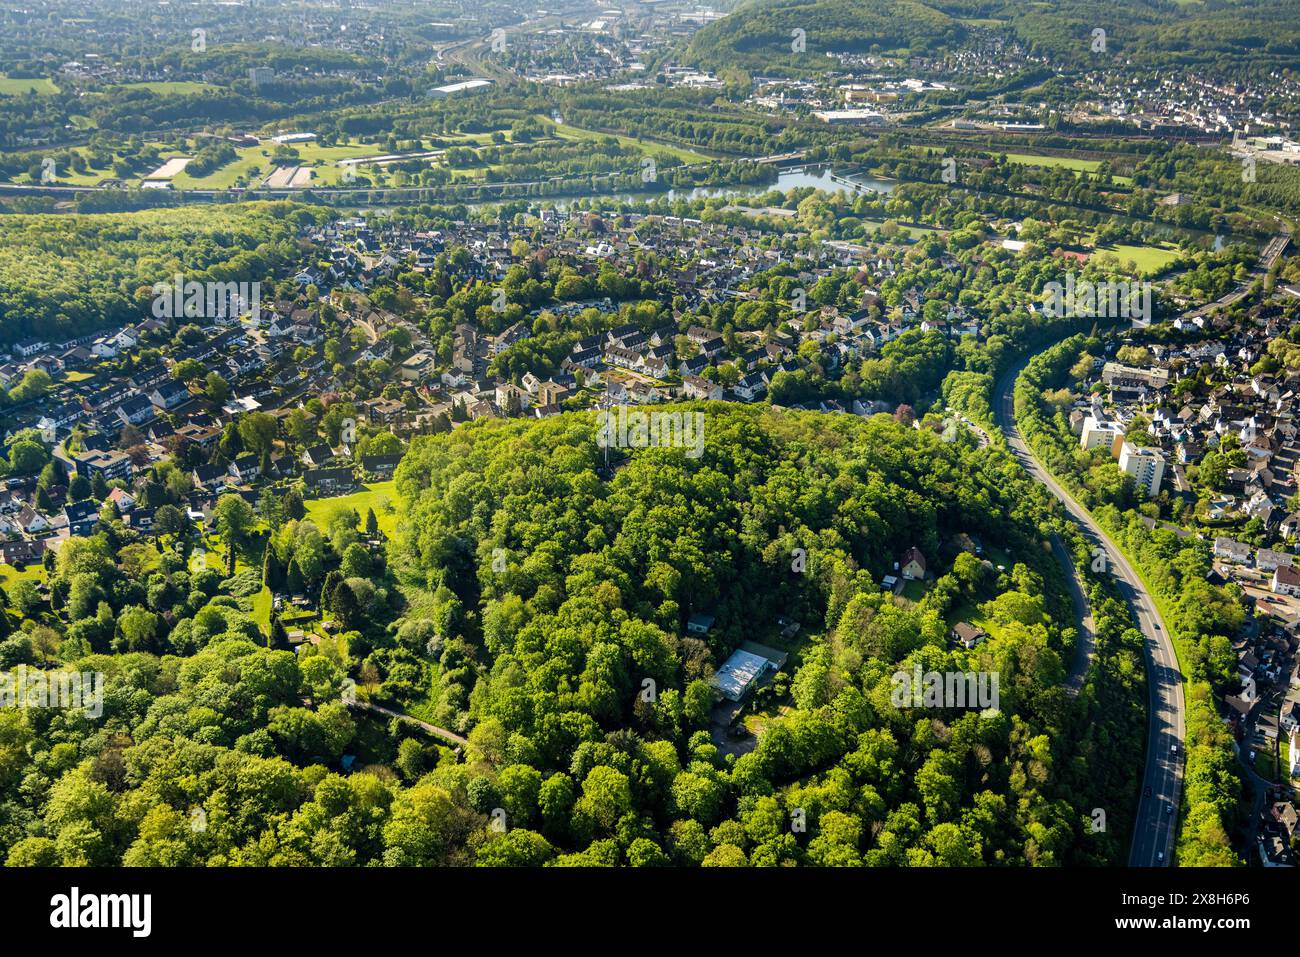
(995, 358, 1187, 867)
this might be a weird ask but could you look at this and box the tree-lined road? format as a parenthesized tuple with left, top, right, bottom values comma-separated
(995, 358, 1186, 867)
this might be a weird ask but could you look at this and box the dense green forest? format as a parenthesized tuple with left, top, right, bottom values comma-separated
(0, 202, 319, 344)
(0, 404, 1145, 865)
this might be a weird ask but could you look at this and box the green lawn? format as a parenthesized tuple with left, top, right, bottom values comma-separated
(116, 81, 219, 95)
(1256, 744, 1279, 783)
(0, 75, 59, 95)
(862, 219, 945, 239)
(304, 481, 401, 538)
(280, 609, 320, 630)
(900, 579, 930, 602)
(251, 586, 273, 636)
(289, 140, 392, 185)
(401, 679, 444, 726)
(0, 563, 45, 587)
(1096, 243, 1182, 277)
(946, 599, 1004, 643)
(170, 139, 385, 188)
(1003, 153, 1134, 185)
(1005, 152, 1104, 173)
(172, 144, 270, 189)
(545, 118, 716, 166)
(189, 528, 257, 576)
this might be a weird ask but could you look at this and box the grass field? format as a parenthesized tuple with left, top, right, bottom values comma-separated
(1005, 153, 1104, 173)
(170, 139, 384, 188)
(251, 586, 273, 635)
(862, 219, 945, 239)
(0, 75, 59, 95)
(0, 563, 45, 587)
(117, 81, 219, 95)
(1097, 243, 1182, 277)
(294, 141, 396, 186)
(304, 481, 401, 538)
(172, 144, 270, 189)
(5, 139, 187, 186)
(1003, 152, 1134, 185)
(188, 528, 259, 577)
(545, 118, 716, 165)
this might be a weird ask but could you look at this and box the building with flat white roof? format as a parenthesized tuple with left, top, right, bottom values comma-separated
(710, 641, 789, 702)
(813, 109, 886, 126)
(271, 132, 316, 144)
(1080, 414, 1123, 454)
(429, 78, 493, 98)
(1118, 441, 1165, 497)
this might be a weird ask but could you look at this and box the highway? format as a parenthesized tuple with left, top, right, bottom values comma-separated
(994, 358, 1186, 867)
(1185, 232, 1290, 318)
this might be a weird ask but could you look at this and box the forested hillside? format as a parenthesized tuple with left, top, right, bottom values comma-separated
(0, 404, 1142, 866)
(0, 202, 318, 345)
(686, 0, 965, 76)
(687, 0, 1300, 77)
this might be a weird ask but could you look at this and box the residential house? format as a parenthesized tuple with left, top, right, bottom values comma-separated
(734, 372, 767, 402)
(951, 622, 987, 649)
(1272, 564, 1300, 596)
(149, 379, 191, 411)
(1214, 537, 1253, 564)
(115, 395, 155, 427)
(900, 547, 926, 581)
(191, 464, 230, 493)
(686, 613, 715, 636)
(63, 499, 101, 537)
(301, 445, 334, 469)
(303, 467, 354, 495)
(361, 454, 401, 479)
(228, 454, 261, 484)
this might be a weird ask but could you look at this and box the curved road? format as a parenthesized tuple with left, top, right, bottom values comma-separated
(1050, 532, 1096, 695)
(994, 359, 1186, 867)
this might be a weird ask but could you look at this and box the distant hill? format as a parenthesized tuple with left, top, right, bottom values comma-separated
(685, 0, 1300, 77)
(1003, 0, 1300, 69)
(684, 0, 966, 77)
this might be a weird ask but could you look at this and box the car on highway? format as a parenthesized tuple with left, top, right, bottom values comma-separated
(1157, 851, 1164, 862)
(1170, 744, 1177, 755)
(1144, 785, 1152, 797)
(1166, 803, 1173, 815)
